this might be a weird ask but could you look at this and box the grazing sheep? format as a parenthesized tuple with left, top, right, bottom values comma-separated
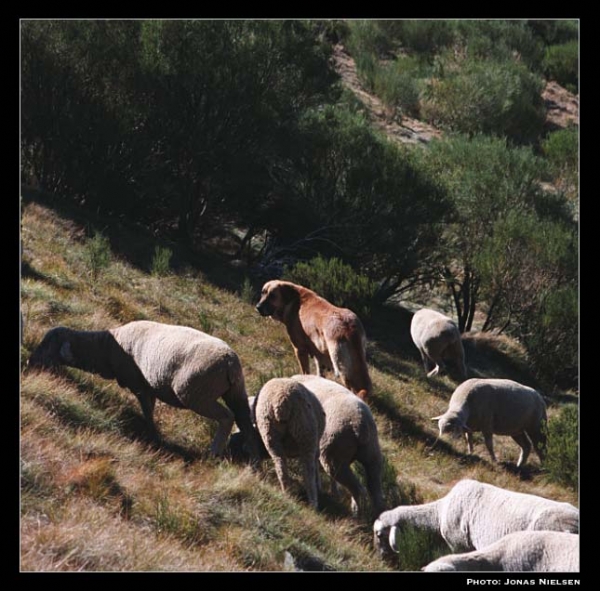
(292, 375, 386, 517)
(410, 308, 466, 380)
(431, 378, 547, 467)
(373, 479, 578, 563)
(422, 531, 579, 572)
(254, 378, 326, 509)
(27, 321, 260, 460)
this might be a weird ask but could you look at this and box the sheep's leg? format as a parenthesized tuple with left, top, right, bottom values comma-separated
(259, 430, 293, 494)
(419, 349, 436, 374)
(482, 432, 497, 463)
(511, 433, 532, 468)
(526, 424, 547, 463)
(136, 392, 158, 438)
(359, 455, 386, 518)
(192, 399, 235, 457)
(325, 463, 367, 517)
(300, 453, 319, 509)
(465, 431, 475, 454)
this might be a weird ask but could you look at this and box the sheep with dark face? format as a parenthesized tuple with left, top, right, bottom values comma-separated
(253, 378, 326, 509)
(27, 321, 260, 460)
(422, 530, 579, 572)
(292, 375, 386, 518)
(373, 479, 578, 565)
(410, 308, 466, 381)
(431, 378, 547, 467)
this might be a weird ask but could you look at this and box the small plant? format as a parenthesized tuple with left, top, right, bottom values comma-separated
(151, 245, 173, 277)
(544, 403, 578, 490)
(198, 310, 215, 334)
(543, 41, 578, 93)
(239, 277, 255, 305)
(391, 523, 448, 572)
(84, 231, 112, 282)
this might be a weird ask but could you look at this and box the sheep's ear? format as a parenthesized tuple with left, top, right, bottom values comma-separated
(59, 341, 75, 364)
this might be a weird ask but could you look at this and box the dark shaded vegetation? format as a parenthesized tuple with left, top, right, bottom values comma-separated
(21, 19, 578, 393)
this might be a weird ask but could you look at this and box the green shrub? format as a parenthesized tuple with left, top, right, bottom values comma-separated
(545, 404, 578, 490)
(543, 41, 578, 93)
(283, 255, 377, 319)
(542, 128, 578, 204)
(542, 128, 578, 173)
(346, 20, 392, 58)
(386, 19, 456, 55)
(84, 231, 112, 282)
(422, 57, 546, 145)
(151, 245, 173, 277)
(374, 58, 423, 118)
(390, 523, 448, 571)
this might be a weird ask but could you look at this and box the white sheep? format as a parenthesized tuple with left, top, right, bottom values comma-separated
(431, 378, 547, 467)
(292, 375, 386, 517)
(422, 531, 579, 572)
(27, 321, 260, 460)
(253, 377, 326, 509)
(373, 479, 579, 563)
(410, 308, 467, 381)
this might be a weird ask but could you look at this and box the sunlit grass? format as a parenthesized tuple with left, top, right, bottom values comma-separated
(20, 201, 579, 571)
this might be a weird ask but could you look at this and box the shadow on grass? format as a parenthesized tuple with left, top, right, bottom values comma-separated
(22, 188, 250, 296)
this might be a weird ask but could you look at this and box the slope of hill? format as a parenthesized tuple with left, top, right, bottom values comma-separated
(331, 44, 579, 145)
(20, 198, 578, 572)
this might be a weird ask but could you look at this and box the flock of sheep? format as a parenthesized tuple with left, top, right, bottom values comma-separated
(27, 281, 579, 573)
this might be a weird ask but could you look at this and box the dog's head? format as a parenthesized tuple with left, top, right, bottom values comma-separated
(256, 280, 299, 322)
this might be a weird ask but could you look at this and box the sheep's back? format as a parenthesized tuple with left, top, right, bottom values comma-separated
(443, 480, 579, 551)
(411, 309, 459, 346)
(291, 375, 378, 463)
(111, 321, 235, 391)
(452, 379, 545, 433)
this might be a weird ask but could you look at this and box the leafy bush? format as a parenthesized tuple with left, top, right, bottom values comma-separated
(545, 404, 578, 490)
(374, 57, 425, 118)
(151, 245, 173, 277)
(84, 231, 112, 282)
(283, 255, 377, 318)
(542, 128, 578, 206)
(383, 19, 455, 56)
(346, 20, 393, 58)
(390, 523, 448, 571)
(422, 56, 546, 145)
(455, 20, 545, 71)
(543, 41, 579, 93)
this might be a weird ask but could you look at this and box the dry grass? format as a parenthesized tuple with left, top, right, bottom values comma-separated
(20, 200, 579, 572)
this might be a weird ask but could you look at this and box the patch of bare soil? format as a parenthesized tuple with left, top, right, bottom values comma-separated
(332, 44, 442, 146)
(542, 80, 579, 131)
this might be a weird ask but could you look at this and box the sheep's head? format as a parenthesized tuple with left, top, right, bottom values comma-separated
(373, 518, 398, 559)
(431, 413, 469, 440)
(28, 327, 75, 370)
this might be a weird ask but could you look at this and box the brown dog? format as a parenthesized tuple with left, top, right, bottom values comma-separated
(256, 280, 372, 400)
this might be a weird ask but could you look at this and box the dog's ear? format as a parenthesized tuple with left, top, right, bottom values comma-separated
(278, 283, 299, 306)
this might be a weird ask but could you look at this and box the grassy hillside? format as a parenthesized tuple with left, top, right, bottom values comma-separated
(20, 198, 578, 572)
